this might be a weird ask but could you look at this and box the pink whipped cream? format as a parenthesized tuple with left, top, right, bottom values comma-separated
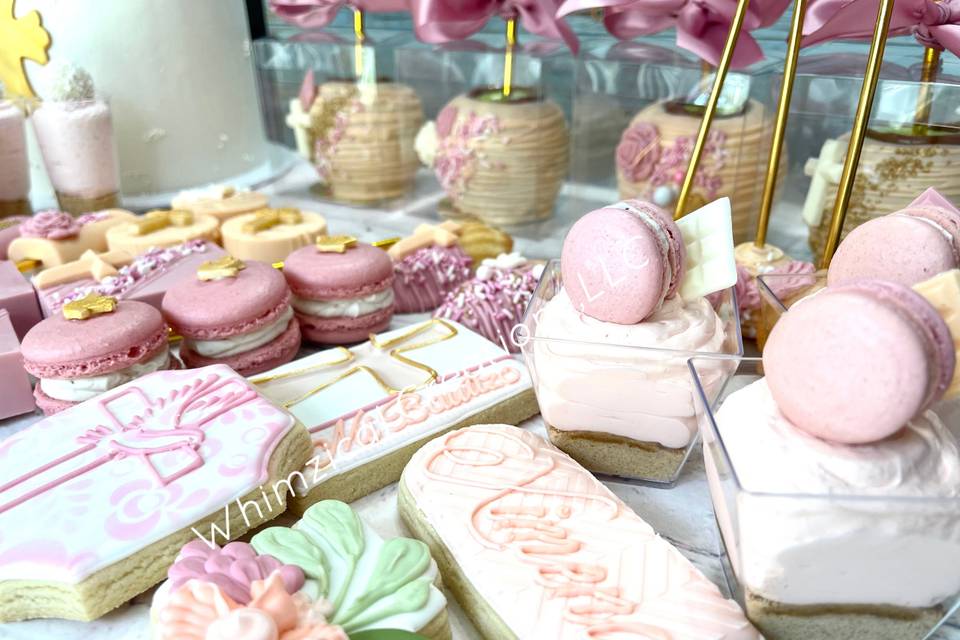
(0, 101, 29, 202)
(32, 100, 118, 198)
(533, 288, 727, 448)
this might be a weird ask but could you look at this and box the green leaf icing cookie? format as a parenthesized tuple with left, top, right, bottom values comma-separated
(250, 500, 447, 636)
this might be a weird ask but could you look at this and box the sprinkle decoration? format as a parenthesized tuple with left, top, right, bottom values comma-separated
(62, 293, 117, 321)
(316, 235, 358, 253)
(197, 255, 246, 281)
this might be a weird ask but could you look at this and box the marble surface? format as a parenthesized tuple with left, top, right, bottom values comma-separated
(1, 162, 957, 639)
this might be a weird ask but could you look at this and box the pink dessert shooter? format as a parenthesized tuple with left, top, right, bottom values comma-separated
(0, 100, 31, 217)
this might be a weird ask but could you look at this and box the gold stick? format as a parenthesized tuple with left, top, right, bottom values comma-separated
(754, 0, 808, 247)
(913, 46, 940, 132)
(819, 0, 895, 268)
(353, 8, 366, 79)
(503, 17, 518, 98)
(674, 0, 752, 219)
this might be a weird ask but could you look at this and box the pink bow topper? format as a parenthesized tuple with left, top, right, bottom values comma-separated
(802, 0, 960, 55)
(410, 0, 579, 52)
(269, 0, 407, 29)
(558, 0, 790, 68)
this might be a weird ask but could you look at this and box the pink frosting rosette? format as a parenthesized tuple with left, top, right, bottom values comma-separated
(616, 122, 661, 182)
(167, 540, 305, 605)
(19, 210, 82, 240)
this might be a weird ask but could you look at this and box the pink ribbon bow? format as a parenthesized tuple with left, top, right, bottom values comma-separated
(269, 0, 407, 29)
(558, 0, 790, 68)
(410, 0, 580, 52)
(802, 0, 960, 55)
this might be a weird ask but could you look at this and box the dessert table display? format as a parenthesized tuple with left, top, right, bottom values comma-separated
(1, 0, 960, 637)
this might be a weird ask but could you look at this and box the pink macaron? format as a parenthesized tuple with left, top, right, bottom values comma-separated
(763, 280, 955, 444)
(22, 300, 175, 415)
(162, 259, 301, 376)
(828, 189, 960, 288)
(283, 240, 395, 344)
(561, 200, 686, 324)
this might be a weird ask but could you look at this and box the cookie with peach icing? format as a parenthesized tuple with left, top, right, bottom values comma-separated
(399, 424, 760, 639)
(151, 500, 450, 640)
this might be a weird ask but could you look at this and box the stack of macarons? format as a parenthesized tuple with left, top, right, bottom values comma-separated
(283, 236, 395, 344)
(22, 296, 176, 415)
(764, 279, 956, 443)
(162, 258, 301, 376)
(828, 188, 960, 288)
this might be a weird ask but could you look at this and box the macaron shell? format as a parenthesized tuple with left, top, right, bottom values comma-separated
(162, 260, 291, 339)
(763, 286, 940, 443)
(561, 207, 666, 324)
(179, 317, 301, 377)
(22, 301, 168, 378)
(906, 206, 960, 261)
(828, 214, 960, 287)
(284, 242, 394, 300)
(297, 306, 393, 345)
(636, 201, 686, 299)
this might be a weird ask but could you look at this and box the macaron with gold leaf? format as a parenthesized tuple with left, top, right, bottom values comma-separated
(21, 295, 176, 415)
(284, 235, 395, 344)
(162, 257, 301, 376)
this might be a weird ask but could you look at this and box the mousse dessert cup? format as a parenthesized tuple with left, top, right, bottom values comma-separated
(0, 98, 31, 217)
(691, 356, 960, 640)
(32, 65, 119, 214)
(520, 258, 742, 484)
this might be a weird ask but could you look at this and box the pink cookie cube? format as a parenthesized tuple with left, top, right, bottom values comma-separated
(0, 310, 35, 419)
(0, 261, 41, 339)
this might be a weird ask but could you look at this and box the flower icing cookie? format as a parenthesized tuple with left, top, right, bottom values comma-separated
(250, 319, 538, 512)
(150, 500, 451, 639)
(0, 365, 312, 622)
(7, 209, 138, 269)
(399, 424, 761, 640)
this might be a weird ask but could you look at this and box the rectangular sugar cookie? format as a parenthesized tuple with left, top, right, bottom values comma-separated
(250, 319, 538, 512)
(0, 365, 313, 622)
(399, 424, 760, 640)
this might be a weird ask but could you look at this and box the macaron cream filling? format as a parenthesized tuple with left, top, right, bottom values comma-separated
(292, 289, 395, 319)
(40, 346, 171, 402)
(186, 305, 294, 358)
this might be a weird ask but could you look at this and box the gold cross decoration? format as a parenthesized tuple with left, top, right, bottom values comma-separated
(249, 318, 459, 409)
(243, 208, 303, 234)
(63, 293, 117, 320)
(316, 235, 357, 253)
(134, 209, 194, 236)
(197, 255, 246, 281)
(33, 249, 133, 290)
(0, 0, 51, 98)
(387, 221, 463, 260)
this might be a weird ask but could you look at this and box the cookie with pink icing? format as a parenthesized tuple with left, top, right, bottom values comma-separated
(150, 500, 450, 640)
(7, 208, 137, 269)
(389, 222, 473, 313)
(399, 424, 760, 639)
(0, 364, 312, 622)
